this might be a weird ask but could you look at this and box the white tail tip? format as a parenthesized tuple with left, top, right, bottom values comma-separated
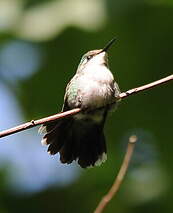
(87, 152, 107, 168)
(41, 138, 48, 146)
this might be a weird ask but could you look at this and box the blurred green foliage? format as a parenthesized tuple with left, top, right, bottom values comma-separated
(0, 0, 173, 212)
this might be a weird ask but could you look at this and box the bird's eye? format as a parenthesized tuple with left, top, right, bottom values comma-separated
(86, 55, 92, 60)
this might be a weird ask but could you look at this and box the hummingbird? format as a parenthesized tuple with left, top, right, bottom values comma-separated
(39, 38, 121, 168)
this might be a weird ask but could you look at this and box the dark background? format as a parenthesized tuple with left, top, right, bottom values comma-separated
(0, 0, 172, 212)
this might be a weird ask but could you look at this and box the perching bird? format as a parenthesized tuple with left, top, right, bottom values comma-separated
(39, 39, 121, 168)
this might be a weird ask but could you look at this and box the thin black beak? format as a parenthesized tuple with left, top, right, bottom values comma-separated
(101, 38, 116, 52)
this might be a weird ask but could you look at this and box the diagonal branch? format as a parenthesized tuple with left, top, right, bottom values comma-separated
(93, 135, 138, 213)
(0, 74, 172, 139)
(119, 74, 173, 99)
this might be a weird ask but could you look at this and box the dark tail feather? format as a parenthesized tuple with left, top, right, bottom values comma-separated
(39, 118, 73, 155)
(76, 123, 107, 168)
(39, 119, 107, 168)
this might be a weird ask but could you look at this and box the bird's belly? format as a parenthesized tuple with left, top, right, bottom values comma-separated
(79, 80, 114, 109)
(74, 108, 105, 122)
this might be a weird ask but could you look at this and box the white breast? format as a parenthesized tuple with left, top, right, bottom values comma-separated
(85, 63, 114, 83)
(77, 64, 114, 108)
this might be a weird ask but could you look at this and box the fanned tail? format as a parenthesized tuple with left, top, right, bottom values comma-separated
(39, 117, 107, 168)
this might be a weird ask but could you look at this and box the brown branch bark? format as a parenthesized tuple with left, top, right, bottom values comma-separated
(0, 74, 172, 138)
(93, 135, 137, 213)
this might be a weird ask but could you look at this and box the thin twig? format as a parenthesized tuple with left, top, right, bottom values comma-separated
(0, 108, 81, 138)
(119, 74, 173, 98)
(0, 74, 172, 139)
(94, 135, 138, 213)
